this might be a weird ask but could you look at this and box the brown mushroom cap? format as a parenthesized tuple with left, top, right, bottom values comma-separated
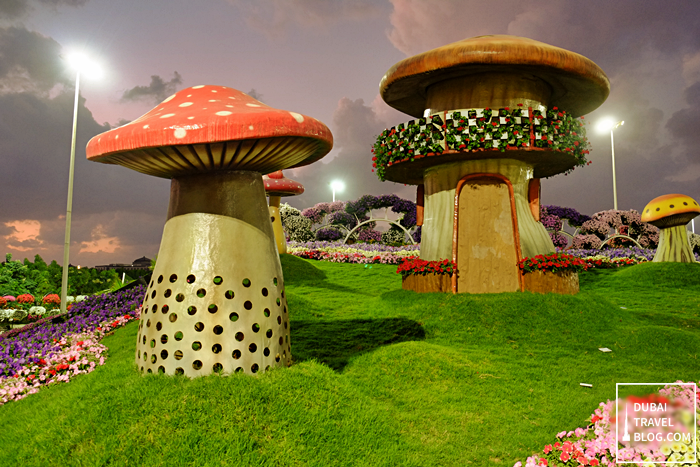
(642, 194, 700, 228)
(380, 35, 610, 118)
(263, 170, 304, 197)
(86, 85, 333, 178)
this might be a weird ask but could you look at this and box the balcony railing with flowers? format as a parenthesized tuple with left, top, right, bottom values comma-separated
(371, 105, 590, 181)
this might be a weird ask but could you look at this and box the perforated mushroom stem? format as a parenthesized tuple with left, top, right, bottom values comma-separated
(263, 170, 304, 254)
(642, 194, 700, 263)
(86, 85, 332, 377)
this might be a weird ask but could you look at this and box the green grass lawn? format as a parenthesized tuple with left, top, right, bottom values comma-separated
(3, 258, 700, 466)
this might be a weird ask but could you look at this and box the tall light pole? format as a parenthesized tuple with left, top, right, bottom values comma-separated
(330, 180, 345, 202)
(60, 53, 101, 313)
(597, 118, 624, 210)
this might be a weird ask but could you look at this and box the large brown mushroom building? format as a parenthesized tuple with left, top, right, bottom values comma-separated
(86, 85, 332, 376)
(376, 35, 610, 293)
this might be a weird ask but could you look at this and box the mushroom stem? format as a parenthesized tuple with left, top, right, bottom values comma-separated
(268, 195, 287, 254)
(421, 158, 554, 262)
(426, 71, 550, 113)
(653, 225, 697, 263)
(137, 170, 291, 377)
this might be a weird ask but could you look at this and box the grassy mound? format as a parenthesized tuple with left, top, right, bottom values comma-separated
(2, 258, 699, 466)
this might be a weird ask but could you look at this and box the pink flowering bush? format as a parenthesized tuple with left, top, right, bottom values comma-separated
(573, 210, 659, 250)
(515, 381, 699, 467)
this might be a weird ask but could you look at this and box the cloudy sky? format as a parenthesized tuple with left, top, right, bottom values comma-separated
(2, 0, 699, 266)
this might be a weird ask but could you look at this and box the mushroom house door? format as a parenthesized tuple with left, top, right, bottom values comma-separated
(456, 177, 520, 293)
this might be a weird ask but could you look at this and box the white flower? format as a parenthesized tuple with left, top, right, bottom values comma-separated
(29, 306, 47, 316)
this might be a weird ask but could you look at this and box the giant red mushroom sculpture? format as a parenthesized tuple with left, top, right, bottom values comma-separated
(376, 35, 609, 293)
(86, 85, 332, 377)
(263, 170, 304, 254)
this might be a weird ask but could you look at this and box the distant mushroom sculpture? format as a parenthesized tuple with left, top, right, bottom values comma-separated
(375, 35, 609, 293)
(263, 170, 304, 254)
(642, 194, 700, 263)
(86, 85, 332, 376)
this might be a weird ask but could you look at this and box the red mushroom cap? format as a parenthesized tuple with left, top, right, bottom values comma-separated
(263, 170, 304, 197)
(86, 85, 333, 178)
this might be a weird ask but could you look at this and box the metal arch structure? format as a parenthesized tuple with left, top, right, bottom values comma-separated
(341, 207, 417, 246)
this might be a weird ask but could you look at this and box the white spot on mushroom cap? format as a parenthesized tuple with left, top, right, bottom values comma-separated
(160, 113, 176, 119)
(249, 125, 254, 130)
(216, 111, 232, 116)
(174, 128, 187, 139)
(192, 85, 205, 89)
(211, 90, 217, 93)
(289, 112, 304, 123)
(187, 94, 192, 97)
(162, 94, 176, 103)
(115, 135, 119, 139)
(179, 102, 193, 107)
(187, 116, 195, 120)
(143, 124, 150, 129)
(246, 103, 261, 107)
(208, 99, 219, 102)
(226, 105, 233, 108)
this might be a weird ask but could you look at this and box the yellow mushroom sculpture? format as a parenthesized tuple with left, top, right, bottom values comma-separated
(642, 194, 700, 263)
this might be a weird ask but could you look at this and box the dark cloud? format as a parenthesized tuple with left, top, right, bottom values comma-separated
(286, 97, 415, 211)
(0, 27, 65, 94)
(0, 89, 170, 265)
(120, 72, 183, 104)
(666, 81, 700, 152)
(0, 0, 88, 21)
(247, 88, 264, 102)
(228, 0, 383, 38)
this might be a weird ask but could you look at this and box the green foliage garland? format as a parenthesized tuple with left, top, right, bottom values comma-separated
(372, 105, 590, 181)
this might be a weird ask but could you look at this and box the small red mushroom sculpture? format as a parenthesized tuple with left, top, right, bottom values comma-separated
(86, 85, 332, 377)
(642, 194, 700, 263)
(263, 170, 304, 254)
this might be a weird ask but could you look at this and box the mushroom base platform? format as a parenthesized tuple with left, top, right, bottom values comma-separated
(522, 270, 579, 295)
(136, 212, 291, 377)
(402, 273, 453, 293)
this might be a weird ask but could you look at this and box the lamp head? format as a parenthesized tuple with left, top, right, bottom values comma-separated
(596, 118, 624, 134)
(330, 180, 345, 192)
(65, 52, 103, 80)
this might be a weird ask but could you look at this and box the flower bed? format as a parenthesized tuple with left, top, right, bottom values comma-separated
(515, 381, 699, 467)
(288, 241, 420, 265)
(518, 253, 587, 295)
(567, 248, 657, 262)
(397, 258, 455, 293)
(518, 253, 588, 274)
(0, 315, 136, 405)
(0, 286, 145, 404)
(372, 106, 589, 181)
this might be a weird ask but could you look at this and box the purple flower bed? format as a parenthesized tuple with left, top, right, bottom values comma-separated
(566, 247, 656, 261)
(541, 205, 591, 227)
(289, 241, 421, 253)
(0, 286, 145, 378)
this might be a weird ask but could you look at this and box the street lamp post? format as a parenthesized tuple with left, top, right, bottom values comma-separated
(60, 53, 101, 313)
(597, 119, 624, 210)
(330, 180, 345, 202)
